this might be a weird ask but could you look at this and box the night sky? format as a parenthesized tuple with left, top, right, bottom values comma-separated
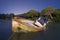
(0, 0, 60, 15)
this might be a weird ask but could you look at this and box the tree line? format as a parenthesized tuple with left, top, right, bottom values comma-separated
(19, 7, 60, 23)
(0, 7, 60, 22)
(0, 13, 14, 19)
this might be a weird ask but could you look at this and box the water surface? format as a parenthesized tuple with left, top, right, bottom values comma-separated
(0, 19, 12, 40)
(11, 23, 60, 40)
(0, 19, 60, 40)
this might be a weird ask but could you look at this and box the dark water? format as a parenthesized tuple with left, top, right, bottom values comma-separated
(0, 19, 12, 40)
(0, 19, 60, 40)
(11, 23, 60, 40)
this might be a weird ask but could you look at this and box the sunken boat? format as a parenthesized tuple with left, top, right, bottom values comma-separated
(12, 16, 49, 32)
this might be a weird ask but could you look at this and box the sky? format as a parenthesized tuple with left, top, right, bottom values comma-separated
(0, 0, 60, 15)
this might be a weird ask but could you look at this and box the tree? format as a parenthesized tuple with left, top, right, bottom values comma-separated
(20, 10, 40, 20)
(53, 9, 60, 22)
(41, 6, 55, 19)
(25, 10, 39, 18)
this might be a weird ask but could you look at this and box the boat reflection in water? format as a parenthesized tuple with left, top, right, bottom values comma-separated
(10, 31, 46, 40)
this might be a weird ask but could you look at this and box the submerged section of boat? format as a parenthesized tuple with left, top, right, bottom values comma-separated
(12, 16, 49, 32)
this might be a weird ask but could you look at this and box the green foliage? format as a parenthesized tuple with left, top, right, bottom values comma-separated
(20, 10, 40, 20)
(41, 6, 55, 15)
(0, 7, 60, 23)
(53, 9, 60, 22)
(54, 9, 60, 15)
(0, 13, 14, 19)
(20, 8, 60, 23)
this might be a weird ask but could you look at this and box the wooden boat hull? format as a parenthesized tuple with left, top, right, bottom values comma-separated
(12, 17, 46, 32)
